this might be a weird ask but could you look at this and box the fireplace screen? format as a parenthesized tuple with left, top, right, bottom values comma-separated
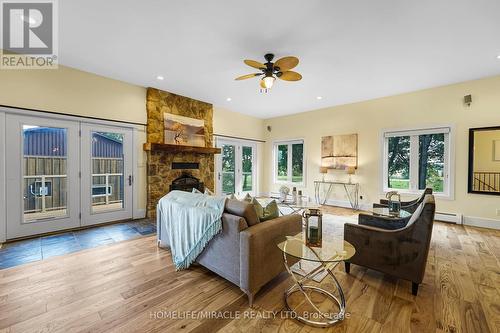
(169, 173, 204, 193)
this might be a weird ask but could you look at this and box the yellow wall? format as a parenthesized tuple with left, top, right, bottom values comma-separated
(0, 66, 147, 124)
(213, 107, 265, 141)
(263, 75, 500, 222)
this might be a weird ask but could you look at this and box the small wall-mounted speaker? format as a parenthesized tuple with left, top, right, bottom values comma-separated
(267, 125, 272, 132)
(464, 94, 472, 106)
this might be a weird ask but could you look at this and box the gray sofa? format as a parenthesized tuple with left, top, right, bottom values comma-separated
(196, 199, 302, 306)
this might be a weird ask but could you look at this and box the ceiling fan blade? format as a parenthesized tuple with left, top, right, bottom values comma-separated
(244, 59, 266, 70)
(278, 71, 302, 81)
(235, 73, 261, 80)
(274, 56, 299, 71)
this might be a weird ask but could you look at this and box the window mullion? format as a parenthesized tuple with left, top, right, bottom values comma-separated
(288, 144, 293, 182)
(409, 135, 419, 191)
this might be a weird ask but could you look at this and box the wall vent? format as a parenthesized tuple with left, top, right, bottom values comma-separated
(435, 211, 463, 224)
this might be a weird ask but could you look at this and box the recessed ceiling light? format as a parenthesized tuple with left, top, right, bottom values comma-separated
(497, 55, 500, 59)
(316, 96, 323, 100)
(226, 97, 232, 102)
(156, 75, 164, 80)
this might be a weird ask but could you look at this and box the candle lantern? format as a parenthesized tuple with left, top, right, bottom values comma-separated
(303, 208, 323, 247)
(387, 192, 401, 215)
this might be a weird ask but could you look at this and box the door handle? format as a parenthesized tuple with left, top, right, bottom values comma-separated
(128, 175, 133, 186)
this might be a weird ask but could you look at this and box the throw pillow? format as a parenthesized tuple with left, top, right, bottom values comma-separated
(250, 197, 264, 218)
(204, 188, 214, 196)
(243, 193, 252, 202)
(261, 200, 279, 221)
(192, 188, 202, 194)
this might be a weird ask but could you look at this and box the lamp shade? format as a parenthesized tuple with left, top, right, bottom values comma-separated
(263, 76, 275, 89)
(319, 167, 328, 174)
(346, 166, 356, 175)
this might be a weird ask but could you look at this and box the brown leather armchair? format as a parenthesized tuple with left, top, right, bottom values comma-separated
(374, 188, 433, 213)
(344, 195, 435, 295)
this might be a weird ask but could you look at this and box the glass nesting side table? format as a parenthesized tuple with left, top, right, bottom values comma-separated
(275, 233, 356, 327)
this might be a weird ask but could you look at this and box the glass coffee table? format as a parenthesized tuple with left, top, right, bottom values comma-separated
(275, 233, 356, 327)
(259, 196, 319, 216)
(372, 207, 412, 219)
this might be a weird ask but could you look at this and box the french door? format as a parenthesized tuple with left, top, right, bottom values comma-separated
(6, 114, 81, 239)
(4, 114, 134, 239)
(80, 124, 133, 226)
(216, 139, 257, 196)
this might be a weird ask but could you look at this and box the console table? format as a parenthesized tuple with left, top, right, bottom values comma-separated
(314, 181, 360, 210)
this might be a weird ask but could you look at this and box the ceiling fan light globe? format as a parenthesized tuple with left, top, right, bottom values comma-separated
(263, 76, 275, 89)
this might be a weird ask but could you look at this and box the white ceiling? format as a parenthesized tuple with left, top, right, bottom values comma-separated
(60, 0, 500, 118)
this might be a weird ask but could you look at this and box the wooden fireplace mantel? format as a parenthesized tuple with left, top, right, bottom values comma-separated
(143, 142, 221, 154)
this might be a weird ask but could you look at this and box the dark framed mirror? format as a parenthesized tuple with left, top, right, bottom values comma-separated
(468, 126, 500, 195)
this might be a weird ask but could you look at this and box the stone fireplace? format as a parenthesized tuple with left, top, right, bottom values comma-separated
(144, 88, 219, 218)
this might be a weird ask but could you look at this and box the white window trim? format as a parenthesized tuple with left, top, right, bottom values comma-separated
(273, 139, 306, 187)
(214, 136, 259, 197)
(380, 125, 455, 200)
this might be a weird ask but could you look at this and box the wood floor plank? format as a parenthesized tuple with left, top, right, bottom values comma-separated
(0, 217, 498, 333)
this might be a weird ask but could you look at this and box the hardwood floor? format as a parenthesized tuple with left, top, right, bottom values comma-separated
(0, 219, 499, 332)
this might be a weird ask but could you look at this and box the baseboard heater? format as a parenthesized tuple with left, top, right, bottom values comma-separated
(435, 211, 463, 224)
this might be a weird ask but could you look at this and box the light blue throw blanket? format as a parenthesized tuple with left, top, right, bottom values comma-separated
(156, 190, 226, 270)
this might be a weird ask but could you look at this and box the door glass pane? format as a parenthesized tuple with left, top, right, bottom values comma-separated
(91, 132, 124, 213)
(387, 136, 410, 189)
(23, 125, 68, 222)
(419, 134, 445, 192)
(242, 146, 253, 192)
(292, 143, 303, 183)
(222, 144, 235, 194)
(277, 144, 288, 181)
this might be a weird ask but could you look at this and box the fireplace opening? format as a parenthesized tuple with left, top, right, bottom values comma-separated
(169, 172, 204, 193)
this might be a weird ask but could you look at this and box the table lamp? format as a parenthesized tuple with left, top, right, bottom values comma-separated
(346, 166, 356, 184)
(319, 167, 328, 182)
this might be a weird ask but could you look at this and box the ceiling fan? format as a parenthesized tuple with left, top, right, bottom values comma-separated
(235, 53, 302, 91)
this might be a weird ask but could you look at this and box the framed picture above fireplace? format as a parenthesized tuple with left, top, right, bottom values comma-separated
(164, 113, 205, 147)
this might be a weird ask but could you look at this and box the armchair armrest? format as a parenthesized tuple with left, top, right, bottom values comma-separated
(239, 214, 302, 295)
(344, 222, 401, 267)
(344, 221, 429, 284)
(358, 213, 410, 230)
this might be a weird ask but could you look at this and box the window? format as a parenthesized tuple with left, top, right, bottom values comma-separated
(383, 127, 452, 196)
(274, 140, 305, 184)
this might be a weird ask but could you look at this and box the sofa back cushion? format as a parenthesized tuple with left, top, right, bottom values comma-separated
(225, 199, 260, 226)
